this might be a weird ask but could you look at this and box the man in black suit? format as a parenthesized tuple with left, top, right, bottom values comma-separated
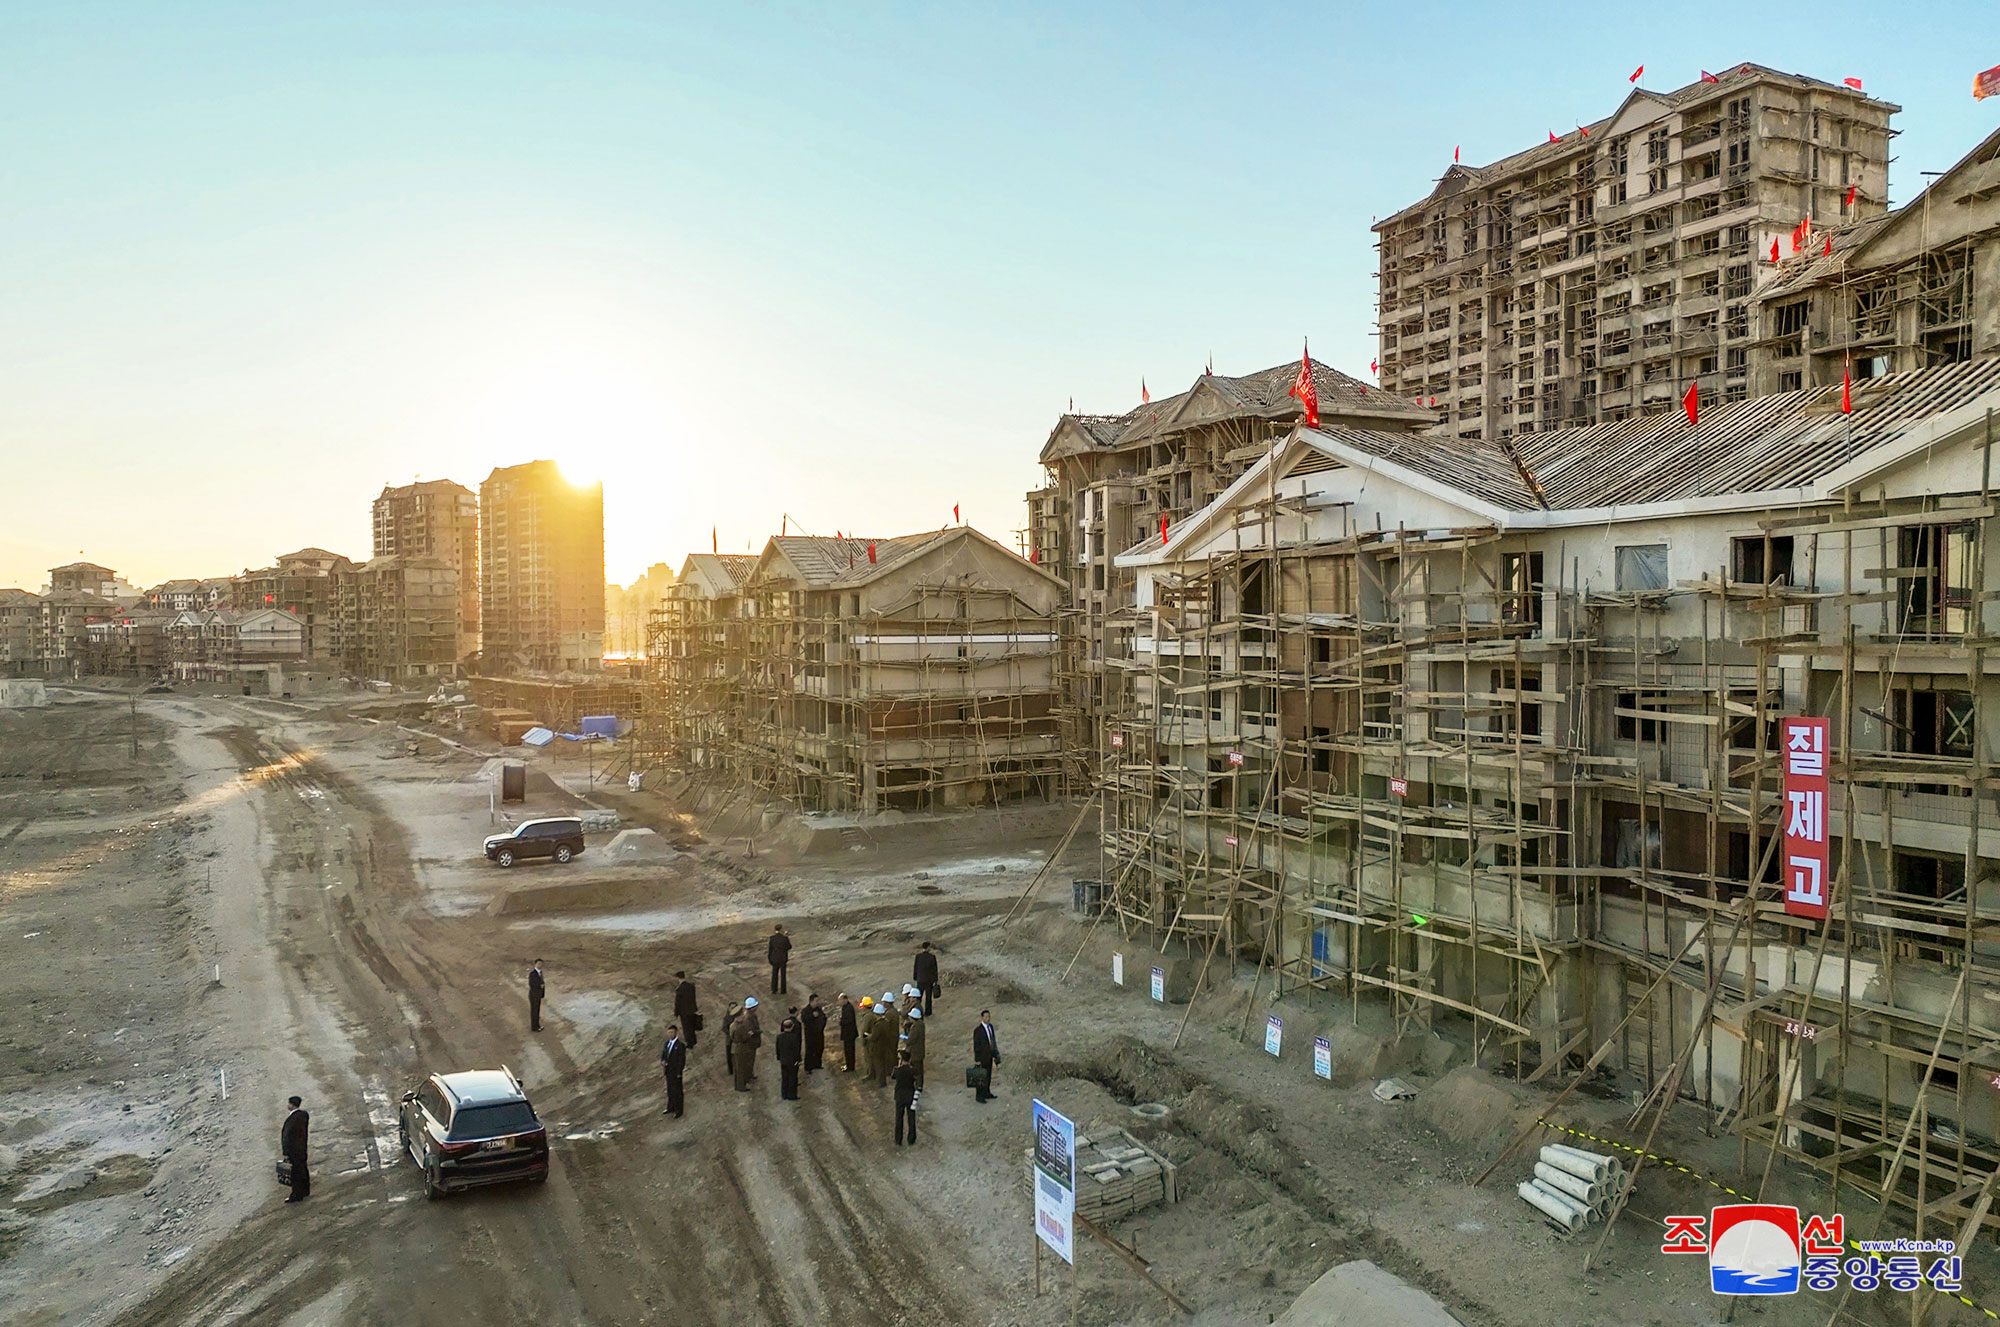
(837, 993, 858, 1072)
(673, 971, 699, 1048)
(892, 1052, 920, 1145)
(528, 959, 546, 1032)
(767, 925, 791, 994)
(912, 941, 940, 1016)
(660, 1024, 687, 1117)
(776, 1014, 803, 1101)
(801, 994, 827, 1072)
(281, 1095, 310, 1201)
(972, 1009, 1000, 1103)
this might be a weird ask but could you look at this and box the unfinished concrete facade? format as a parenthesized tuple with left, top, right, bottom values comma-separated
(1106, 358, 2000, 1234)
(373, 478, 481, 662)
(479, 460, 605, 675)
(1027, 359, 1432, 791)
(1753, 126, 2000, 398)
(340, 555, 461, 682)
(1376, 64, 1896, 437)
(647, 530, 1064, 813)
(234, 548, 354, 665)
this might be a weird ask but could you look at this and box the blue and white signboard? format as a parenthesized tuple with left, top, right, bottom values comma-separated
(1112, 952, 1124, 986)
(1313, 1036, 1333, 1080)
(1150, 966, 1165, 1002)
(1265, 1015, 1283, 1057)
(1032, 1099, 1076, 1265)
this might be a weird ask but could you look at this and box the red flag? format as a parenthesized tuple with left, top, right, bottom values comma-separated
(1844, 77, 1863, 91)
(1453, 145, 1459, 163)
(712, 525, 718, 553)
(1629, 65, 1643, 82)
(1842, 367, 1853, 414)
(866, 541, 876, 564)
(1578, 125, 1589, 137)
(1369, 359, 1378, 375)
(1978, 64, 2000, 101)
(1428, 396, 1436, 407)
(1029, 548, 1039, 564)
(1823, 236, 1833, 257)
(1700, 70, 1719, 83)
(1682, 381, 1699, 426)
(1160, 512, 1169, 546)
(953, 504, 959, 524)
(1769, 237, 1781, 263)
(1140, 378, 1149, 404)
(1845, 183, 1856, 208)
(1547, 130, 1559, 142)
(1288, 340, 1319, 427)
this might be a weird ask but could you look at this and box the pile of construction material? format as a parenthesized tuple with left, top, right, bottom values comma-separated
(1024, 1127, 1178, 1223)
(1516, 1143, 1624, 1233)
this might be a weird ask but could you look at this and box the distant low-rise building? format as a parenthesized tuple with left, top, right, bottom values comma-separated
(37, 591, 114, 677)
(167, 607, 305, 684)
(0, 589, 40, 675)
(235, 548, 353, 664)
(81, 609, 176, 678)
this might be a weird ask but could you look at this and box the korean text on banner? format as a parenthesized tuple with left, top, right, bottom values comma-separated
(1782, 717, 1830, 919)
(1032, 1100, 1076, 1265)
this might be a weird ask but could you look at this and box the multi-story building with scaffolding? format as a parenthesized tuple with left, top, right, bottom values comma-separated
(373, 479, 481, 662)
(646, 529, 1064, 813)
(1752, 126, 2000, 397)
(1026, 359, 1432, 790)
(1376, 64, 1895, 437)
(1105, 357, 2000, 1234)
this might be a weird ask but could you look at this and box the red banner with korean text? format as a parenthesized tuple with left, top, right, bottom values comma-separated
(1782, 717, 1830, 919)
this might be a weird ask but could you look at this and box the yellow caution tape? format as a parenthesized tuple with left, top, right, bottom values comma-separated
(1534, 1118, 1997, 1320)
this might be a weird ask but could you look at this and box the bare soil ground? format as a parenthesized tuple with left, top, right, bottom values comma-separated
(0, 688, 1983, 1325)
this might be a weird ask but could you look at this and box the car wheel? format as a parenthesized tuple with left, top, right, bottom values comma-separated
(424, 1162, 445, 1200)
(533, 1171, 549, 1185)
(496, 849, 515, 868)
(554, 845, 573, 864)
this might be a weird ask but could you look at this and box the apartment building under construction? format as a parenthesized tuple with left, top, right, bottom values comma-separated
(646, 529, 1063, 813)
(1026, 358, 1433, 789)
(1101, 357, 2000, 1236)
(1376, 64, 1896, 437)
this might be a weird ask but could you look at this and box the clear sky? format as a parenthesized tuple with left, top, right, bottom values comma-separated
(2, 2, 1994, 590)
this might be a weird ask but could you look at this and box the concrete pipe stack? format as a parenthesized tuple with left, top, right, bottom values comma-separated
(1516, 1143, 1625, 1233)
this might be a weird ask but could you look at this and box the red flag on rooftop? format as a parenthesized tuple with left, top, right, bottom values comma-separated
(1844, 77, 1864, 90)
(953, 504, 960, 524)
(1842, 357, 1853, 414)
(1159, 512, 1169, 546)
(1453, 146, 1460, 163)
(1029, 548, 1039, 564)
(712, 525, 717, 554)
(836, 530, 843, 539)
(1288, 340, 1319, 428)
(1369, 359, 1378, 375)
(1141, 378, 1149, 404)
(1578, 125, 1590, 137)
(1845, 183, 1857, 208)
(1548, 130, 1559, 142)
(1630, 65, 1643, 82)
(867, 541, 876, 564)
(1769, 237, 1781, 263)
(1977, 64, 2000, 100)
(1682, 381, 1700, 427)
(1824, 235, 1833, 257)
(1700, 70, 1719, 83)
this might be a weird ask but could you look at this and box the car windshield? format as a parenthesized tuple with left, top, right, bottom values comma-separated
(448, 1101, 539, 1139)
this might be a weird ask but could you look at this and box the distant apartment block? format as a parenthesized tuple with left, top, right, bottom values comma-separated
(479, 460, 605, 674)
(341, 555, 461, 682)
(373, 479, 480, 661)
(1375, 64, 1896, 436)
(234, 548, 354, 664)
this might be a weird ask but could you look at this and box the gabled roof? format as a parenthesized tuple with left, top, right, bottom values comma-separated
(1377, 63, 1895, 230)
(823, 526, 1064, 591)
(757, 533, 950, 588)
(0, 588, 42, 604)
(1039, 357, 1431, 464)
(673, 553, 761, 599)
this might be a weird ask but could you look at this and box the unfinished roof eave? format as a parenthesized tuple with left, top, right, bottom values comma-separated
(1114, 436, 1297, 569)
(1301, 431, 1518, 525)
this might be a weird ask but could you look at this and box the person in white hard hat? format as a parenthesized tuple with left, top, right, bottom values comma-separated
(867, 999, 897, 1087)
(902, 1005, 927, 1090)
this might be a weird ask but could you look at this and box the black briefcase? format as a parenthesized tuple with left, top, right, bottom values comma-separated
(691, 1012, 704, 1032)
(965, 1064, 989, 1090)
(275, 1158, 293, 1186)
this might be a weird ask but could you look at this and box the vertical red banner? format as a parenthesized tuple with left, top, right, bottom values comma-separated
(1781, 717, 1830, 919)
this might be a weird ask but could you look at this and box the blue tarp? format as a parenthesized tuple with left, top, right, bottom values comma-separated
(580, 714, 619, 738)
(520, 727, 554, 747)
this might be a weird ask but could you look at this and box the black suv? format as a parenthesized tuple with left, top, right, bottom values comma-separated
(483, 817, 586, 867)
(399, 1068, 549, 1198)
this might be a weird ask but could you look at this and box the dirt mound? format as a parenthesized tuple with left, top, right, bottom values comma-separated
(1416, 1066, 1538, 1164)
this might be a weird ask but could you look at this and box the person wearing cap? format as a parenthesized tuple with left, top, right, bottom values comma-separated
(802, 994, 827, 1073)
(902, 1005, 927, 1090)
(673, 970, 700, 1049)
(730, 1000, 758, 1092)
(776, 1014, 803, 1101)
(743, 996, 763, 1081)
(867, 999, 897, 1087)
(892, 1051, 920, 1146)
(912, 941, 940, 1016)
(767, 923, 792, 995)
(842, 995, 862, 1072)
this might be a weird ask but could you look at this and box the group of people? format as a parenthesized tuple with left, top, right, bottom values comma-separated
(653, 927, 1004, 1146)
